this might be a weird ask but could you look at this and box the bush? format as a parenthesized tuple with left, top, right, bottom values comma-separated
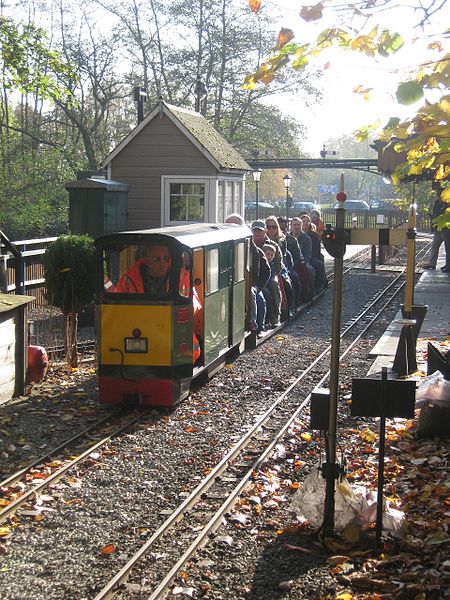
(44, 234, 95, 313)
(43, 235, 95, 367)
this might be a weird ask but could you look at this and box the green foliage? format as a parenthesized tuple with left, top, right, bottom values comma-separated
(395, 81, 424, 105)
(0, 16, 76, 101)
(0, 122, 75, 239)
(43, 235, 95, 313)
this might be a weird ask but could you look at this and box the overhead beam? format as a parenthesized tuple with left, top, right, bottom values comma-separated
(246, 158, 379, 174)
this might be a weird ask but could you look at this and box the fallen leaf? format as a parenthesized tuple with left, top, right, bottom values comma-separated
(183, 425, 198, 433)
(101, 544, 116, 555)
(284, 543, 313, 553)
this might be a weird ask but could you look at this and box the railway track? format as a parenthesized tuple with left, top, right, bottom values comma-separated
(0, 408, 150, 526)
(92, 255, 418, 600)
(1, 246, 379, 525)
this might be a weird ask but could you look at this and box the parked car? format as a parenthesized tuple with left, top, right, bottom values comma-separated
(333, 200, 370, 211)
(293, 201, 320, 212)
(370, 199, 398, 210)
(245, 201, 274, 209)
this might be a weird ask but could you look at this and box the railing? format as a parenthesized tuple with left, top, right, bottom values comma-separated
(0, 237, 57, 306)
(244, 207, 430, 229)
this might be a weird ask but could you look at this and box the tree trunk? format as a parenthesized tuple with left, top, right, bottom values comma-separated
(64, 312, 78, 367)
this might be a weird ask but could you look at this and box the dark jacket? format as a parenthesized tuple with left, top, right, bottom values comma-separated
(251, 242, 271, 292)
(291, 231, 312, 263)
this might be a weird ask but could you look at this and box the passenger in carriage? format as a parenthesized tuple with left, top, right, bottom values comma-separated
(262, 242, 282, 327)
(310, 208, 325, 241)
(225, 214, 270, 336)
(265, 215, 301, 311)
(300, 213, 328, 292)
(111, 245, 172, 294)
(251, 220, 285, 328)
(288, 217, 316, 302)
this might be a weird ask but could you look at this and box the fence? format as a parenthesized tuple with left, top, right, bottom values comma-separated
(244, 207, 431, 231)
(0, 237, 57, 306)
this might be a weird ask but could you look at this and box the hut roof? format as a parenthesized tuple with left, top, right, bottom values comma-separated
(102, 100, 250, 172)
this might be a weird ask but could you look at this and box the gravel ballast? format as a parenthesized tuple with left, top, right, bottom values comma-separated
(1, 248, 447, 600)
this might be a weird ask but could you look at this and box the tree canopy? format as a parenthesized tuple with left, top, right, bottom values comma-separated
(245, 0, 449, 222)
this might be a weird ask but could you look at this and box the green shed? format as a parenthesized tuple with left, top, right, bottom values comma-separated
(65, 177, 129, 239)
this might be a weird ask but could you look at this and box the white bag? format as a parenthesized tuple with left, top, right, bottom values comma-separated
(416, 370, 450, 407)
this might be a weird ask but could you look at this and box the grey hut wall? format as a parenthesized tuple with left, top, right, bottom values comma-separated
(108, 113, 217, 230)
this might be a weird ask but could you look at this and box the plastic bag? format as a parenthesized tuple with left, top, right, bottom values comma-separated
(415, 370, 450, 407)
(291, 466, 405, 535)
(291, 466, 367, 531)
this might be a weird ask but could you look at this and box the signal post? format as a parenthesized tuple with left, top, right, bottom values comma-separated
(321, 175, 347, 536)
(314, 185, 425, 536)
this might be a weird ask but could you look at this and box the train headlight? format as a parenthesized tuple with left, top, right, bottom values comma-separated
(125, 337, 148, 353)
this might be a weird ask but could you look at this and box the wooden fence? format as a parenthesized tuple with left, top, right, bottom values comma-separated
(0, 237, 57, 306)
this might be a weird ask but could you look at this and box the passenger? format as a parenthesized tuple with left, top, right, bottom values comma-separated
(262, 242, 282, 327)
(179, 250, 191, 297)
(310, 208, 325, 241)
(225, 213, 245, 226)
(289, 217, 315, 301)
(179, 250, 203, 364)
(425, 188, 447, 270)
(251, 220, 284, 330)
(265, 216, 298, 314)
(112, 245, 172, 294)
(225, 214, 270, 336)
(300, 214, 328, 292)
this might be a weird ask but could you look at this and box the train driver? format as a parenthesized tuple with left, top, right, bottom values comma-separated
(112, 245, 172, 294)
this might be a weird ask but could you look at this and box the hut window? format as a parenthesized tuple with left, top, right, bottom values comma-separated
(170, 183, 205, 221)
(217, 181, 225, 223)
(225, 182, 233, 217)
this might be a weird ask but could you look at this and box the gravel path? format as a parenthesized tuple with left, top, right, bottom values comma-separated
(2, 246, 445, 600)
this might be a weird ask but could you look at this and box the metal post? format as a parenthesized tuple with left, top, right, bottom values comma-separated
(371, 245, 376, 272)
(376, 367, 388, 546)
(323, 175, 346, 536)
(255, 179, 260, 220)
(286, 189, 290, 220)
(392, 204, 418, 375)
(404, 204, 417, 317)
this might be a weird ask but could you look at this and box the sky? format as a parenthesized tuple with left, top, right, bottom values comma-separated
(262, 0, 447, 156)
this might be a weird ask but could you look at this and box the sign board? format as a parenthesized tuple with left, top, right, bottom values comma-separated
(351, 377, 416, 419)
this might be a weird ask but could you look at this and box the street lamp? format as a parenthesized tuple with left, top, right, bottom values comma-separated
(283, 173, 292, 219)
(253, 169, 262, 219)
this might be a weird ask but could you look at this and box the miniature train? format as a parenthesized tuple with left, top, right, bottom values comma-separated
(95, 223, 252, 407)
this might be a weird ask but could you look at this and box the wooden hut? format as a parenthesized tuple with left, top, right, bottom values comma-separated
(102, 100, 250, 229)
(0, 293, 33, 403)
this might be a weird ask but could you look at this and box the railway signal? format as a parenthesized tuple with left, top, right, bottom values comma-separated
(317, 178, 426, 536)
(321, 174, 347, 536)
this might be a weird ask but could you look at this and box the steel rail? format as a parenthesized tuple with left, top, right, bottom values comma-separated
(0, 411, 149, 525)
(92, 259, 412, 600)
(0, 408, 126, 490)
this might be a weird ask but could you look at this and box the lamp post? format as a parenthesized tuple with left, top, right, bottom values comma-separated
(283, 173, 292, 219)
(253, 169, 262, 219)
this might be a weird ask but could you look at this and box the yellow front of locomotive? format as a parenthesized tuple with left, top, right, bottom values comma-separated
(96, 233, 195, 407)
